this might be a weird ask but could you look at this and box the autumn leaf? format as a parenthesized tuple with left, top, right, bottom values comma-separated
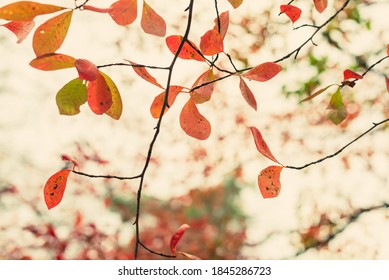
(100, 71, 123, 120)
(239, 77, 257, 110)
(109, 0, 137, 26)
(56, 78, 87, 115)
(141, 1, 166, 37)
(227, 0, 243, 9)
(385, 76, 389, 93)
(280, 5, 302, 23)
(180, 99, 211, 140)
(127, 60, 163, 88)
(387, 44, 389, 56)
(43, 169, 71, 209)
(213, 11, 229, 40)
(313, 0, 328, 13)
(170, 224, 190, 255)
(150, 86, 183, 118)
(200, 29, 224, 56)
(33, 10, 73, 57)
(242, 62, 282, 82)
(250, 126, 281, 165)
(2, 20, 35, 43)
(75, 59, 99, 81)
(177, 252, 201, 260)
(258, 166, 283, 199)
(301, 84, 338, 102)
(343, 69, 363, 81)
(87, 72, 113, 115)
(30, 53, 76, 71)
(190, 69, 215, 104)
(166, 35, 204, 61)
(61, 154, 79, 170)
(0, 1, 65, 21)
(326, 87, 347, 125)
(82, 5, 112, 13)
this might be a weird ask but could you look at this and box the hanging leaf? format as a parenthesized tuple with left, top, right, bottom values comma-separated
(227, 0, 243, 9)
(190, 69, 215, 104)
(126, 60, 163, 88)
(180, 99, 211, 140)
(33, 10, 73, 57)
(150, 86, 183, 118)
(61, 154, 79, 170)
(343, 69, 363, 81)
(385, 76, 389, 93)
(242, 62, 282, 82)
(258, 166, 283, 199)
(200, 29, 224, 56)
(56, 78, 87, 115)
(87, 72, 113, 115)
(30, 53, 76, 71)
(177, 252, 201, 260)
(170, 224, 190, 255)
(0, 1, 65, 21)
(213, 11, 229, 40)
(43, 169, 71, 209)
(250, 126, 281, 165)
(326, 88, 347, 125)
(313, 0, 328, 13)
(75, 59, 99, 81)
(239, 77, 257, 110)
(387, 44, 389, 56)
(109, 0, 137, 26)
(280, 5, 302, 23)
(141, 1, 166, 37)
(166, 35, 204, 61)
(2, 20, 35, 43)
(100, 71, 123, 120)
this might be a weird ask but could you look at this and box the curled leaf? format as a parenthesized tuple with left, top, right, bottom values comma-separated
(44, 169, 71, 209)
(170, 224, 190, 255)
(75, 59, 99, 81)
(239, 77, 257, 110)
(180, 99, 211, 140)
(250, 127, 281, 165)
(30, 53, 76, 71)
(141, 1, 166, 37)
(313, 0, 328, 13)
(280, 5, 302, 23)
(109, 0, 137, 26)
(0, 2, 65, 21)
(343, 69, 363, 81)
(56, 78, 87, 115)
(2, 20, 35, 43)
(242, 62, 282, 82)
(258, 166, 283, 199)
(166, 35, 204, 61)
(200, 29, 224, 56)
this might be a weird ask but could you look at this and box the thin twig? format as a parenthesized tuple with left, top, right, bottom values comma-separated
(72, 170, 141, 180)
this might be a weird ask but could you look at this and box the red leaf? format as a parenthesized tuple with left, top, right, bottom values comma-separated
(61, 154, 79, 170)
(75, 59, 99, 81)
(83, 5, 112, 13)
(239, 77, 257, 110)
(387, 44, 389, 56)
(0, 2, 65, 21)
(313, 0, 328, 13)
(250, 126, 281, 164)
(109, 0, 137, 26)
(87, 72, 113, 115)
(2, 20, 35, 43)
(280, 5, 302, 23)
(170, 224, 190, 255)
(343, 69, 363, 81)
(44, 169, 71, 209)
(180, 99, 211, 140)
(200, 29, 224, 56)
(227, 0, 243, 9)
(150, 86, 183, 118)
(258, 166, 283, 199)
(242, 62, 282, 82)
(385, 76, 389, 93)
(213, 11, 229, 40)
(141, 1, 166, 37)
(166, 35, 204, 61)
(30, 53, 76, 71)
(190, 69, 215, 104)
(127, 60, 163, 88)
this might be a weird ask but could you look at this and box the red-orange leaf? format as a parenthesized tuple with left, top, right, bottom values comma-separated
(180, 99, 211, 140)
(213, 11, 229, 40)
(227, 0, 243, 9)
(30, 53, 76, 71)
(387, 44, 389, 56)
(386, 76, 389, 93)
(250, 126, 281, 164)
(141, 1, 166, 37)
(166, 35, 204, 61)
(2, 20, 35, 43)
(313, 0, 328, 13)
(0, 1, 65, 21)
(109, 0, 137, 26)
(44, 169, 71, 209)
(239, 77, 257, 110)
(190, 69, 215, 104)
(242, 62, 282, 82)
(87, 72, 113, 115)
(170, 224, 190, 255)
(127, 60, 163, 88)
(280, 5, 302, 23)
(150, 86, 183, 118)
(75, 59, 99, 81)
(33, 10, 73, 57)
(200, 29, 224, 56)
(258, 166, 283, 199)
(343, 69, 363, 81)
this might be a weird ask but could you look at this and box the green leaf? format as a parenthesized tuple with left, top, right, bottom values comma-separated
(326, 88, 347, 125)
(56, 78, 87, 115)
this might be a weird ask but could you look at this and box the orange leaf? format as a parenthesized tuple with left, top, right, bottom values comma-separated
(385, 76, 389, 93)
(0, 1, 65, 21)
(2, 20, 35, 43)
(177, 252, 201, 260)
(150, 86, 183, 118)
(166, 35, 204, 61)
(170, 224, 190, 255)
(258, 166, 283, 198)
(239, 77, 257, 110)
(30, 53, 76, 71)
(33, 10, 73, 57)
(43, 169, 71, 209)
(313, 0, 328, 13)
(250, 126, 281, 164)
(75, 59, 99, 81)
(387, 44, 389, 56)
(343, 69, 363, 81)
(127, 60, 163, 88)
(87, 72, 113, 115)
(280, 5, 302, 23)
(200, 29, 224, 56)
(242, 62, 282, 82)
(227, 0, 243, 9)
(109, 0, 137, 26)
(141, 1, 166, 37)
(180, 99, 211, 140)
(190, 69, 215, 104)
(213, 11, 229, 40)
